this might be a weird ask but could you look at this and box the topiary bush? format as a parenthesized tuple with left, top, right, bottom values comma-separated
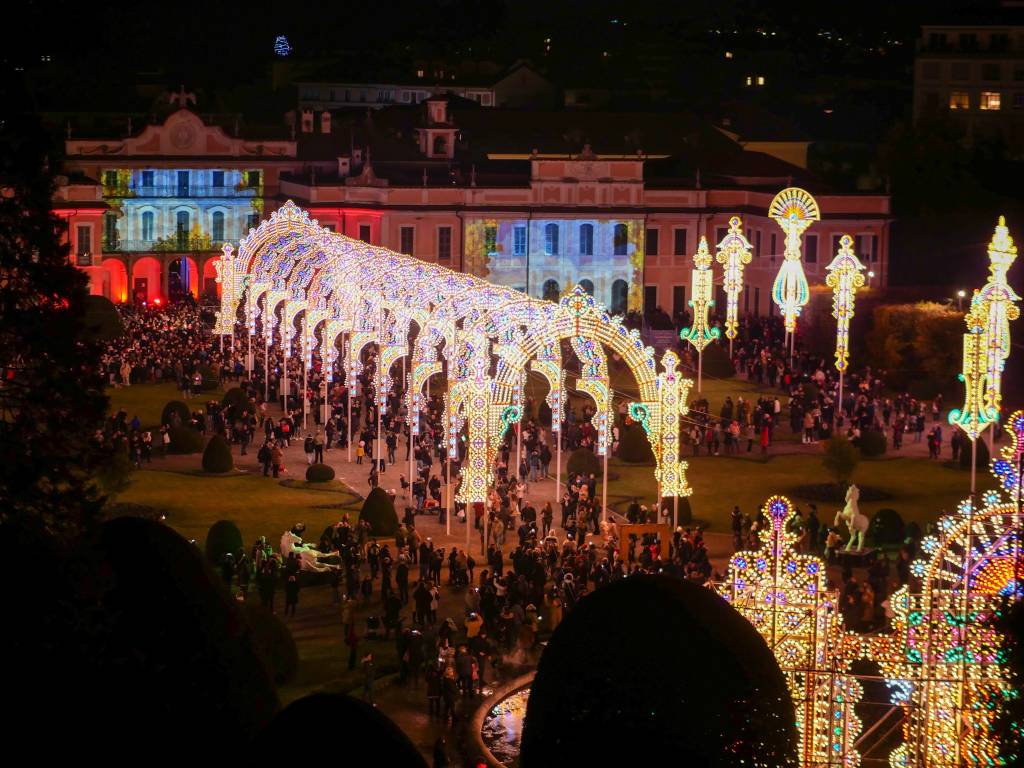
(306, 463, 335, 482)
(205, 520, 243, 565)
(202, 433, 234, 473)
(567, 448, 602, 478)
(169, 426, 205, 454)
(618, 424, 655, 463)
(161, 400, 191, 428)
(959, 435, 990, 469)
(701, 343, 735, 378)
(858, 430, 887, 458)
(868, 508, 905, 548)
(243, 603, 299, 685)
(222, 387, 249, 413)
(822, 434, 860, 485)
(361, 487, 399, 536)
(197, 363, 220, 391)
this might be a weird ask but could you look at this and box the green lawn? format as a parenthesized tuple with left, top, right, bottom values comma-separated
(114, 471, 362, 547)
(603, 452, 993, 531)
(107, 382, 225, 429)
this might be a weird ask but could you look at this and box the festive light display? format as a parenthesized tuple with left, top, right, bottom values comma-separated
(628, 350, 694, 497)
(719, 495, 863, 766)
(222, 202, 684, 505)
(679, 235, 719, 352)
(972, 216, 1021, 420)
(948, 304, 998, 442)
(865, 411, 1024, 768)
(769, 187, 819, 334)
(714, 216, 753, 341)
(824, 234, 867, 373)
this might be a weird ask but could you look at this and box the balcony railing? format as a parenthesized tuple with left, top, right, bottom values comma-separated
(102, 184, 259, 199)
(102, 237, 230, 253)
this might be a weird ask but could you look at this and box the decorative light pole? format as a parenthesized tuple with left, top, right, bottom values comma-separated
(825, 234, 866, 428)
(769, 187, 820, 362)
(680, 235, 719, 391)
(714, 216, 753, 360)
(949, 304, 996, 494)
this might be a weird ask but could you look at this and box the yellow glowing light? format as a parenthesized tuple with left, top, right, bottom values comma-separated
(714, 216, 753, 341)
(680, 236, 719, 351)
(769, 187, 819, 333)
(824, 233, 866, 372)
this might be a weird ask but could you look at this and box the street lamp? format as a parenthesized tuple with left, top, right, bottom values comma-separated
(957, 289, 966, 311)
(867, 270, 876, 288)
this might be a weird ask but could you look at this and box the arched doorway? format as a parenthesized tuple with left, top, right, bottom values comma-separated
(542, 279, 560, 302)
(611, 279, 628, 315)
(578, 279, 594, 296)
(102, 258, 129, 303)
(168, 256, 199, 300)
(131, 256, 162, 304)
(202, 257, 221, 300)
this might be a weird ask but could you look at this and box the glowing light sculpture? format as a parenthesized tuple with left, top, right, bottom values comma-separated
(866, 412, 1024, 768)
(679, 235, 719, 391)
(825, 233, 866, 423)
(714, 216, 752, 356)
(719, 495, 864, 767)
(769, 187, 820, 355)
(949, 305, 997, 493)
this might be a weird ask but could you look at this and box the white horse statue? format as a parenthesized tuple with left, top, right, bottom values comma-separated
(281, 527, 339, 572)
(834, 484, 869, 551)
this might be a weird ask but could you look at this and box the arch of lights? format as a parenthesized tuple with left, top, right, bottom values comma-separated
(216, 201, 693, 504)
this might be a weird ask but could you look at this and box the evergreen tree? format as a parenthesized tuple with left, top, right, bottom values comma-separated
(0, 113, 108, 541)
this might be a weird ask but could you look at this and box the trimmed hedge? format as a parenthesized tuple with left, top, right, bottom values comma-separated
(701, 343, 735, 378)
(567, 448, 602, 478)
(858, 430, 887, 458)
(959, 435, 990, 469)
(205, 519, 243, 565)
(202, 433, 234, 473)
(222, 387, 250, 412)
(361, 487, 399, 536)
(618, 424, 654, 464)
(306, 463, 336, 482)
(868, 508, 905, 548)
(243, 603, 299, 685)
(161, 400, 191, 428)
(169, 426, 205, 454)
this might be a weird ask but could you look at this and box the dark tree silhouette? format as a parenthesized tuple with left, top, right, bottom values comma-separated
(521, 575, 798, 767)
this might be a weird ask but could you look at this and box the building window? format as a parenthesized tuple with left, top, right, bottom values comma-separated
(645, 227, 659, 256)
(983, 63, 1001, 81)
(672, 285, 686, 318)
(358, 224, 371, 243)
(1015, 66, 1024, 82)
(745, 75, 753, 86)
(756, 75, 765, 86)
(76, 224, 91, 256)
(212, 170, 224, 188)
(951, 62, 970, 81)
(141, 211, 154, 241)
(754, 229, 762, 259)
(103, 213, 119, 249)
(991, 33, 1010, 52)
(644, 285, 657, 313)
(247, 213, 260, 231)
(484, 225, 497, 254)
(579, 223, 594, 256)
(855, 234, 878, 263)
(176, 210, 189, 247)
(754, 286, 760, 316)
(141, 170, 154, 188)
(922, 61, 941, 80)
(803, 233, 818, 263)
(673, 228, 687, 256)
(177, 171, 190, 197)
(438, 226, 452, 260)
(960, 33, 978, 51)
(247, 170, 261, 187)
(610, 279, 628, 315)
(1014, 92, 1024, 109)
(981, 91, 1002, 110)
(715, 226, 727, 246)
(613, 223, 628, 256)
(544, 223, 559, 256)
(104, 170, 118, 188)
(512, 226, 527, 256)
(211, 211, 225, 242)
(323, 223, 336, 232)
(949, 91, 970, 110)
(400, 225, 415, 255)
(542, 279, 560, 302)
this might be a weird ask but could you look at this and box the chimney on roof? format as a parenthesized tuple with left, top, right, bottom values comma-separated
(321, 111, 331, 134)
(301, 109, 314, 133)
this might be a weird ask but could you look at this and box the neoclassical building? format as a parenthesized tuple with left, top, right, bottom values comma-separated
(56, 95, 891, 312)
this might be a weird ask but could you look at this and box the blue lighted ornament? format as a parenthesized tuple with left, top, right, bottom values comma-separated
(274, 35, 292, 57)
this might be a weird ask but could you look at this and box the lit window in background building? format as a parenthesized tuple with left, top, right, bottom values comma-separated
(981, 91, 1002, 110)
(757, 75, 766, 86)
(949, 91, 970, 110)
(745, 76, 753, 86)
(725, 51, 733, 59)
